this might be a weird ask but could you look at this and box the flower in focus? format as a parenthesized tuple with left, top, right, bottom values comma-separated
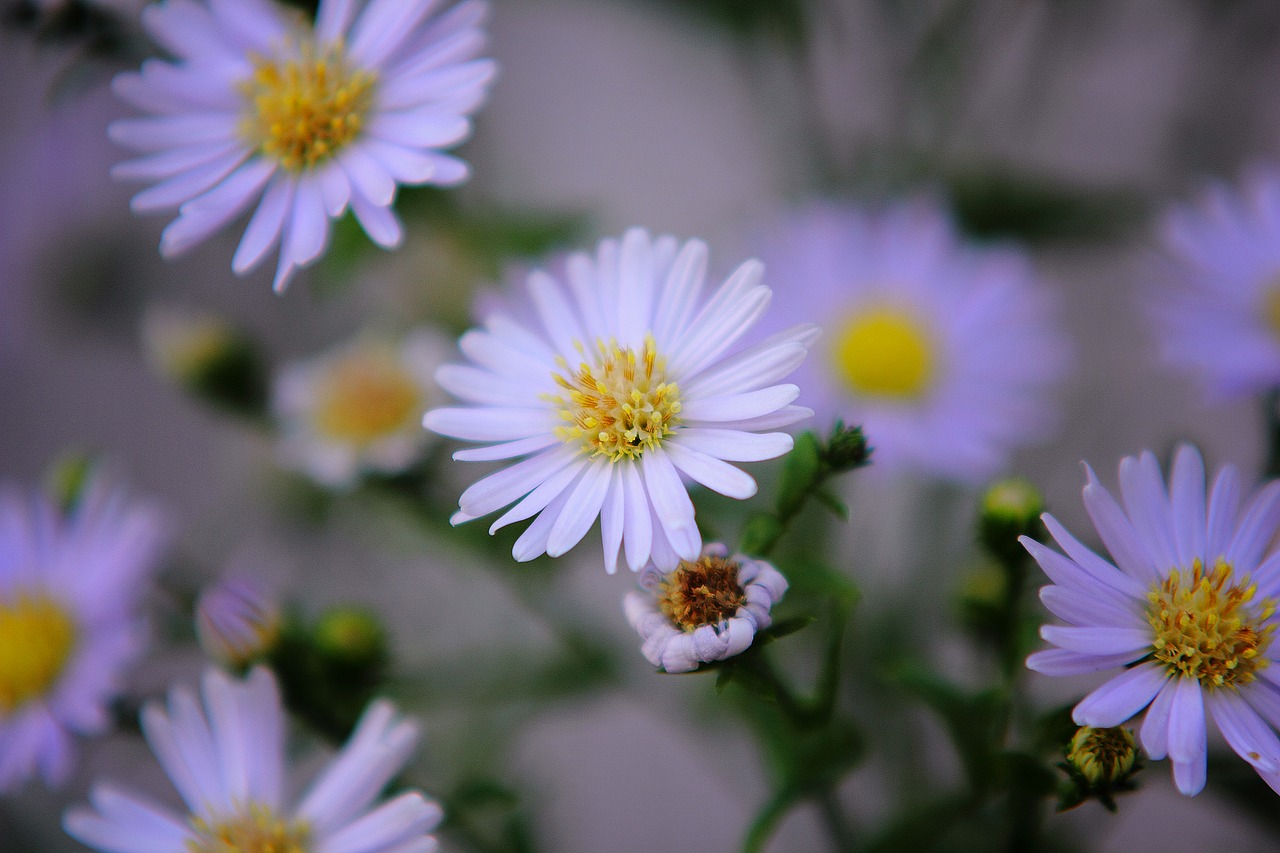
(111, 0, 497, 291)
(65, 667, 442, 853)
(196, 572, 281, 667)
(623, 543, 787, 673)
(0, 478, 164, 792)
(1149, 171, 1280, 399)
(274, 330, 450, 487)
(1025, 444, 1280, 796)
(752, 198, 1070, 483)
(425, 227, 816, 573)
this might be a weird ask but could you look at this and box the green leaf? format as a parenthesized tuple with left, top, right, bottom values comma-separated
(947, 169, 1146, 243)
(775, 432, 822, 519)
(739, 513, 784, 557)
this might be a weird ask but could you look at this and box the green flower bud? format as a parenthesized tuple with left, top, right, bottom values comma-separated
(978, 477, 1045, 560)
(823, 421, 872, 472)
(1066, 726, 1139, 788)
(143, 308, 268, 417)
(313, 607, 388, 672)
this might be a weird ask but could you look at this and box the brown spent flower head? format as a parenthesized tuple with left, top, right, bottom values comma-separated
(658, 555, 745, 632)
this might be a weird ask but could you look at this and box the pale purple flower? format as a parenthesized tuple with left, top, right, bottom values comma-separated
(65, 667, 442, 853)
(0, 478, 164, 792)
(1149, 169, 1280, 399)
(1026, 445, 1280, 796)
(425, 228, 816, 573)
(196, 572, 281, 666)
(111, 0, 496, 291)
(624, 543, 787, 673)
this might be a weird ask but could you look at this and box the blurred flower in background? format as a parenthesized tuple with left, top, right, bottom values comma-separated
(1149, 169, 1280, 400)
(426, 227, 815, 573)
(64, 667, 442, 853)
(0, 476, 163, 792)
(109, 0, 497, 290)
(273, 329, 451, 487)
(753, 197, 1071, 484)
(195, 570, 281, 668)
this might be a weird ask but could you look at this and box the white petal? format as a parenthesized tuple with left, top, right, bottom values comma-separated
(1072, 662, 1169, 727)
(664, 443, 756, 500)
(670, 429, 793, 462)
(233, 174, 294, 275)
(546, 460, 611, 557)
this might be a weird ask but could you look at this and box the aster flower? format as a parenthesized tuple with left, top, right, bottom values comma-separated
(1149, 170, 1280, 399)
(424, 227, 817, 573)
(65, 667, 442, 853)
(752, 198, 1070, 483)
(623, 543, 787, 673)
(196, 572, 281, 667)
(0, 477, 164, 792)
(274, 330, 450, 487)
(111, 0, 496, 291)
(1025, 444, 1280, 796)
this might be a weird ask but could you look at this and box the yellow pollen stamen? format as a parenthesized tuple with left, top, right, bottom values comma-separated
(550, 334, 681, 461)
(188, 804, 310, 853)
(1146, 558, 1275, 689)
(658, 555, 745, 632)
(830, 305, 936, 400)
(240, 40, 376, 172)
(0, 593, 77, 714)
(312, 350, 423, 445)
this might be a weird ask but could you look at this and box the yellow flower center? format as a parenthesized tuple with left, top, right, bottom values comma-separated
(830, 305, 935, 400)
(312, 350, 424, 445)
(658, 555, 745, 632)
(241, 41, 377, 172)
(551, 335, 681, 461)
(1263, 283, 1280, 340)
(0, 593, 77, 714)
(188, 804, 310, 853)
(1147, 559, 1275, 689)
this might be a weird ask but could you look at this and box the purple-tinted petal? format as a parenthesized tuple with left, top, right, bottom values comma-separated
(1072, 662, 1169, 727)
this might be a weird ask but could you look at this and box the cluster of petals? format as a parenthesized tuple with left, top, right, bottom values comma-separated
(111, 0, 496, 291)
(1148, 170, 1280, 399)
(752, 197, 1070, 483)
(65, 667, 442, 853)
(624, 544, 787, 673)
(1025, 444, 1280, 795)
(0, 479, 163, 793)
(425, 227, 816, 573)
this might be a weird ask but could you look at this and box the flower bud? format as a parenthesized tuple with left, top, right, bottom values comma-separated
(313, 607, 388, 674)
(823, 421, 872, 472)
(143, 308, 267, 417)
(1065, 726, 1138, 788)
(196, 573, 281, 668)
(978, 477, 1044, 560)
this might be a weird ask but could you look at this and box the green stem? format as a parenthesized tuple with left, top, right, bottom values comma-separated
(742, 787, 800, 853)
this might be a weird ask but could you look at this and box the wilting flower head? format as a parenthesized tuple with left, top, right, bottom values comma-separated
(196, 572, 281, 667)
(752, 198, 1070, 483)
(623, 544, 787, 673)
(274, 330, 450, 487)
(0, 477, 164, 792)
(65, 667, 442, 853)
(425, 227, 816, 573)
(1149, 170, 1280, 399)
(111, 0, 496, 291)
(1025, 444, 1280, 796)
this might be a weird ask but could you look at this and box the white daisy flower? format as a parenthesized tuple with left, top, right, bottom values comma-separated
(1025, 444, 1280, 796)
(0, 477, 164, 792)
(65, 666, 443, 853)
(274, 329, 450, 487)
(1150, 170, 1280, 399)
(752, 198, 1070, 483)
(424, 228, 817, 573)
(623, 543, 787, 674)
(111, 0, 497, 291)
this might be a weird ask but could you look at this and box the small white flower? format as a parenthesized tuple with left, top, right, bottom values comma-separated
(0, 477, 164, 792)
(1149, 170, 1280, 399)
(111, 0, 496, 291)
(425, 227, 816, 573)
(1026, 445, 1280, 796)
(752, 197, 1070, 483)
(65, 666, 442, 853)
(274, 330, 450, 487)
(624, 544, 787, 674)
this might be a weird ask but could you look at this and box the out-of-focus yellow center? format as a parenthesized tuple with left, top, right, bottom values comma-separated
(188, 804, 310, 853)
(551, 335, 681, 462)
(1147, 558, 1275, 689)
(241, 42, 376, 172)
(1263, 284, 1280, 340)
(0, 593, 77, 714)
(658, 555, 744, 631)
(830, 306, 935, 400)
(312, 350, 423, 445)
